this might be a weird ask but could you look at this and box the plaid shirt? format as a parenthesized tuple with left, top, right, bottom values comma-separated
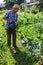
(3, 10, 18, 29)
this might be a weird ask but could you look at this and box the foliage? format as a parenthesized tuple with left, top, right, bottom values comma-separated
(20, 3, 27, 11)
(4, 0, 23, 9)
(30, 5, 39, 14)
(17, 11, 43, 61)
(0, 10, 43, 65)
(0, 15, 15, 65)
(39, 0, 43, 8)
(4, 0, 14, 9)
(25, 10, 30, 13)
(17, 0, 24, 5)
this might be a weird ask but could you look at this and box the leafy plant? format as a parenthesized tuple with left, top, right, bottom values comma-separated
(30, 5, 39, 14)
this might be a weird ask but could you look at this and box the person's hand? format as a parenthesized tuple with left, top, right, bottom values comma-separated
(7, 19, 13, 23)
(5, 18, 13, 23)
(9, 20, 13, 23)
(3, 18, 13, 23)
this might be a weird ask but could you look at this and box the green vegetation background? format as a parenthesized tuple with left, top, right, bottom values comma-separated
(0, 9, 43, 65)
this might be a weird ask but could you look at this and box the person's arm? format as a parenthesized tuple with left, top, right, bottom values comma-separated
(3, 17, 12, 23)
(3, 12, 12, 23)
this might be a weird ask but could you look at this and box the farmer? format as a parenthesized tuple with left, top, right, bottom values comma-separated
(3, 4, 19, 48)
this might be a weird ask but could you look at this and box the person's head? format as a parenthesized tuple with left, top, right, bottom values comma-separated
(12, 4, 19, 13)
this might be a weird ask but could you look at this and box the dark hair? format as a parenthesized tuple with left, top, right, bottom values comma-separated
(13, 4, 20, 9)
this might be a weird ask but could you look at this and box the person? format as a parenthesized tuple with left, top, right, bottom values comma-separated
(3, 4, 19, 48)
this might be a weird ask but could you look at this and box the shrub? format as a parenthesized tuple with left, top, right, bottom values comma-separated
(17, 12, 43, 61)
(25, 10, 30, 13)
(30, 5, 39, 14)
(0, 10, 43, 65)
(20, 3, 27, 11)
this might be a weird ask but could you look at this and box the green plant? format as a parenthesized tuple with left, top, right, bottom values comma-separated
(20, 3, 27, 11)
(30, 5, 39, 14)
(0, 10, 43, 65)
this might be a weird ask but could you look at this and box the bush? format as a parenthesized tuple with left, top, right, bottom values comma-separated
(20, 3, 27, 11)
(0, 10, 43, 65)
(30, 5, 39, 14)
(17, 12, 43, 61)
(25, 10, 30, 13)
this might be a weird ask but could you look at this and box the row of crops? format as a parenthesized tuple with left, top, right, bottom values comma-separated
(17, 11, 43, 64)
(0, 10, 43, 65)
